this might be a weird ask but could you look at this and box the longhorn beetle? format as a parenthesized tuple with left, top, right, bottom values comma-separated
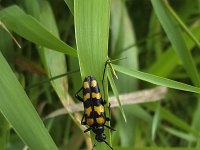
(75, 60, 115, 149)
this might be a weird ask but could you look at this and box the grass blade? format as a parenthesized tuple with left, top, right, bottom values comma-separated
(151, 102, 161, 141)
(0, 5, 77, 57)
(38, 0, 68, 101)
(74, 0, 111, 149)
(107, 70, 126, 122)
(151, 0, 200, 87)
(162, 126, 197, 142)
(37, 0, 83, 134)
(74, 0, 110, 81)
(147, 25, 200, 77)
(0, 114, 9, 150)
(113, 64, 200, 94)
(0, 52, 58, 149)
(64, 0, 74, 15)
(161, 0, 200, 49)
(110, 0, 138, 93)
(146, 105, 200, 137)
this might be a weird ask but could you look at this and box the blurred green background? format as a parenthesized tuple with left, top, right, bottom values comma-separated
(0, 0, 200, 150)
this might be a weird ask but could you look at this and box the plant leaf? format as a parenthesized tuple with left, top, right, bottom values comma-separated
(151, 0, 200, 87)
(64, 0, 74, 15)
(151, 102, 161, 141)
(74, 0, 110, 81)
(107, 70, 126, 122)
(113, 64, 200, 94)
(110, 0, 138, 93)
(0, 52, 58, 149)
(147, 25, 200, 77)
(0, 5, 77, 57)
(74, 0, 111, 149)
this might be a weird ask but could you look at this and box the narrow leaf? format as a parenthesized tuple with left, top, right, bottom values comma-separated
(0, 52, 57, 149)
(0, 5, 77, 57)
(110, 0, 138, 93)
(151, 0, 200, 87)
(161, 0, 200, 49)
(64, 0, 74, 15)
(146, 105, 200, 137)
(113, 64, 200, 94)
(0, 114, 9, 150)
(162, 126, 197, 142)
(37, 0, 82, 133)
(74, 0, 111, 149)
(38, 0, 68, 101)
(74, 0, 110, 81)
(108, 70, 126, 122)
(151, 102, 161, 141)
(148, 25, 200, 77)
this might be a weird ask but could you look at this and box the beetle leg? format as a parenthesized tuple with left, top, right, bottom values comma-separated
(103, 140, 113, 150)
(80, 114, 87, 125)
(108, 102, 111, 116)
(81, 122, 87, 125)
(92, 142, 98, 150)
(104, 125, 116, 131)
(84, 127, 92, 133)
(105, 103, 111, 121)
(75, 87, 84, 102)
(102, 59, 109, 105)
(106, 117, 111, 121)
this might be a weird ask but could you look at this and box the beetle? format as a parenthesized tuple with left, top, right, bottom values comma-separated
(75, 62, 115, 149)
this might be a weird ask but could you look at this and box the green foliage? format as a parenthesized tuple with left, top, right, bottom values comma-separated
(0, 53, 57, 149)
(0, 0, 200, 149)
(0, 5, 76, 57)
(74, 0, 111, 149)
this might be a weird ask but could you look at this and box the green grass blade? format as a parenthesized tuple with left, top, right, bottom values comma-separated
(74, 0, 110, 81)
(146, 12, 163, 60)
(162, 126, 197, 142)
(0, 5, 77, 57)
(162, 0, 200, 49)
(113, 64, 200, 94)
(64, 0, 74, 15)
(0, 52, 58, 149)
(151, 0, 200, 87)
(37, 0, 82, 133)
(147, 25, 200, 77)
(0, 23, 14, 62)
(151, 102, 160, 141)
(159, 107, 200, 137)
(0, 114, 9, 150)
(23, 0, 40, 18)
(107, 70, 126, 122)
(74, 0, 110, 149)
(38, 0, 68, 101)
(146, 105, 200, 137)
(110, 0, 138, 93)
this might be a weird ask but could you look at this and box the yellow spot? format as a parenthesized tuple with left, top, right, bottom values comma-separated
(84, 82, 89, 89)
(94, 105, 104, 115)
(83, 93, 90, 101)
(91, 80, 97, 87)
(85, 107, 92, 116)
(87, 118, 94, 125)
(96, 117, 105, 125)
(92, 93, 101, 99)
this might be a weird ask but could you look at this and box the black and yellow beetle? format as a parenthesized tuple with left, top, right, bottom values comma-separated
(75, 62, 115, 149)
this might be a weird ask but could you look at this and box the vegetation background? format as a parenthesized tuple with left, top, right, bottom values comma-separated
(0, 0, 200, 150)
